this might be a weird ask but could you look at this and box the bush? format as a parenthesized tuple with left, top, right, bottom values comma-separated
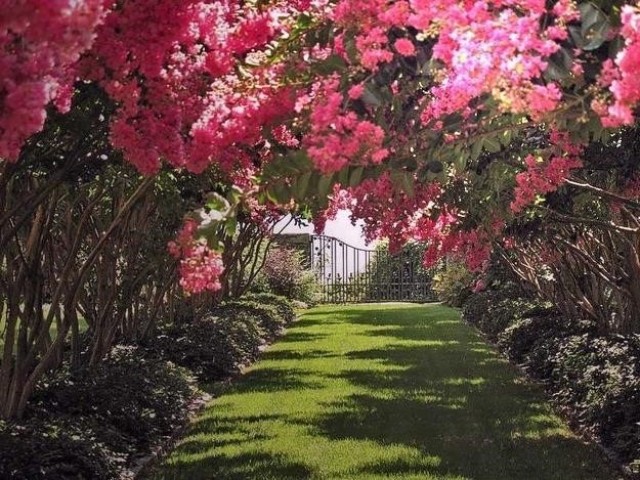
(522, 335, 563, 381)
(31, 346, 197, 450)
(549, 334, 640, 466)
(146, 311, 265, 381)
(0, 417, 121, 480)
(213, 300, 286, 339)
(498, 313, 564, 364)
(261, 246, 318, 302)
(242, 293, 297, 325)
(462, 269, 640, 472)
(431, 261, 473, 307)
(462, 287, 544, 339)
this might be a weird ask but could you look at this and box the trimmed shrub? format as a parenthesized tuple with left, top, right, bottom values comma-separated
(0, 417, 121, 480)
(431, 261, 473, 307)
(498, 314, 564, 364)
(549, 334, 640, 466)
(146, 311, 265, 381)
(242, 293, 297, 325)
(213, 300, 286, 339)
(522, 335, 563, 381)
(31, 346, 197, 450)
(462, 288, 544, 339)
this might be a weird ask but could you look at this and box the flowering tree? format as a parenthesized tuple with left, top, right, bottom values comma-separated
(2, 0, 640, 419)
(3, 0, 640, 293)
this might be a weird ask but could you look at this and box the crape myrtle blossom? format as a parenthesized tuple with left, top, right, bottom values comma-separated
(1, 0, 322, 294)
(0, 0, 110, 160)
(168, 219, 225, 295)
(5, 0, 640, 289)
(594, 4, 640, 127)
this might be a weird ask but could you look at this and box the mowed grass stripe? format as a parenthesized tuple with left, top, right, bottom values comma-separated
(149, 303, 622, 480)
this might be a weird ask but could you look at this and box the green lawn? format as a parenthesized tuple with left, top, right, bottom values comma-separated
(149, 303, 622, 480)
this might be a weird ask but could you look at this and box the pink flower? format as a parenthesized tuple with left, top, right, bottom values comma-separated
(348, 84, 365, 99)
(168, 219, 225, 295)
(394, 38, 415, 56)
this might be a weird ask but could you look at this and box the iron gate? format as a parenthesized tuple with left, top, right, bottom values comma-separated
(309, 235, 436, 303)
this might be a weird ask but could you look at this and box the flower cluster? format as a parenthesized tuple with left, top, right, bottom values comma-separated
(168, 219, 224, 295)
(303, 77, 388, 172)
(0, 0, 109, 160)
(415, 213, 492, 271)
(594, 4, 640, 127)
(511, 153, 583, 213)
(414, 0, 577, 125)
(83, 0, 305, 175)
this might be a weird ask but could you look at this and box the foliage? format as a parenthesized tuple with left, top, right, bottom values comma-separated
(0, 344, 198, 480)
(462, 287, 542, 339)
(145, 312, 265, 382)
(31, 346, 197, 449)
(363, 241, 437, 302)
(464, 279, 640, 473)
(261, 245, 318, 303)
(549, 334, 640, 467)
(431, 261, 474, 307)
(212, 300, 287, 340)
(242, 293, 297, 325)
(0, 417, 121, 480)
(498, 313, 564, 365)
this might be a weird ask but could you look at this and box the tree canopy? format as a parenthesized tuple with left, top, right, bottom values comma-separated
(2, 0, 640, 294)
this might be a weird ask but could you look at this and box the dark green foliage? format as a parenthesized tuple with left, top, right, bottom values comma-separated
(1, 346, 197, 480)
(463, 282, 640, 473)
(0, 418, 120, 480)
(462, 287, 542, 339)
(213, 300, 287, 339)
(146, 312, 265, 381)
(523, 335, 564, 381)
(498, 314, 565, 364)
(32, 346, 197, 449)
(549, 334, 640, 467)
(242, 293, 297, 325)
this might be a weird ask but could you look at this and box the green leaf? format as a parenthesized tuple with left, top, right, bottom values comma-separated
(483, 137, 501, 153)
(313, 54, 347, 75)
(287, 150, 312, 173)
(453, 152, 468, 172)
(206, 192, 230, 212)
(337, 167, 349, 186)
(349, 167, 364, 187)
(361, 84, 383, 108)
(401, 172, 415, 197)
(470, 139, 484, 160)
(545, 48, 573, 81)
(224, 216, 238, 237)
(295, 171, 312, 199)
(579, 3, 610, 51)
(317, 173, 334, 199)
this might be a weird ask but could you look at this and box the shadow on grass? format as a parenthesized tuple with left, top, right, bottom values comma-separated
(277, 331, 328, 343)
(150, 305, 620, 480)
(150, 451, 314, 480)
(229, 367, 324, 394)
(305, 307, 618, 480)
(262, 348, 337, 361)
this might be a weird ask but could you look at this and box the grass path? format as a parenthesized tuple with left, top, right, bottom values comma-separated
(149, 303, 622, 480)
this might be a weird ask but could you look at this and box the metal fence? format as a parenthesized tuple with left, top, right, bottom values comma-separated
(309, 235, 437, 303)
